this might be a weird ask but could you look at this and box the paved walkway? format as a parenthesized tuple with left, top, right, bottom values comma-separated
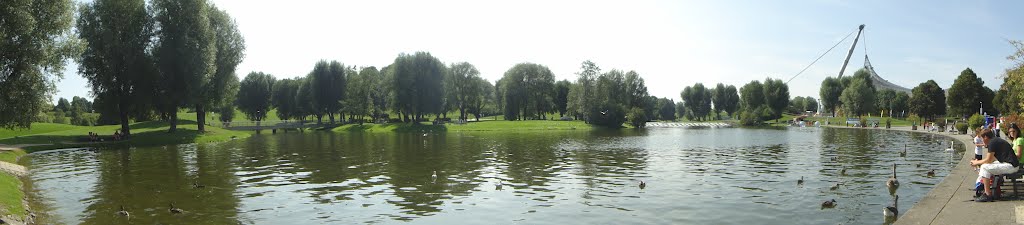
(829, 125, 1024, 224)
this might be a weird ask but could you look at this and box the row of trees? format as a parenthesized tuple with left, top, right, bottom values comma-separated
(73, 0, 246, 138)
(819, 68, 942, 120)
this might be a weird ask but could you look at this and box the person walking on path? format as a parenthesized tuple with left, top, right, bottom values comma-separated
(970, 129, 1020, 202)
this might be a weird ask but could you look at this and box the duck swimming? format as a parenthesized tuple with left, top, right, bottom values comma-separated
(821, 199, 837, 208)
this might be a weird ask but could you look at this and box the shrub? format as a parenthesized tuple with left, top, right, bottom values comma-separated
(33, 112, 52, 123)
(968, 113, 984, 131)
(956, 122, 969, 134)
(907, 114, 921, 126)
(740, 110, 761, 126)
(627, 107, 648, 128)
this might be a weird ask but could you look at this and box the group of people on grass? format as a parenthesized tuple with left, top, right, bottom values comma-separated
(970, 122, 1023, 202)
(86, 130, 123, 142)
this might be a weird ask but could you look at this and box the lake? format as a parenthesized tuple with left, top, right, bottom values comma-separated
(23, 127, 964, 224)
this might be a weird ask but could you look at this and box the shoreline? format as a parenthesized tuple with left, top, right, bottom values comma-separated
(823, 125, 1019, 224)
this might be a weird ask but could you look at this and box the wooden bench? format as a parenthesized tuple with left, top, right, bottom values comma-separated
(998, 165, 1024, 198)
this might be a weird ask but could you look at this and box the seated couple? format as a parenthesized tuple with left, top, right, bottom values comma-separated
(971, 128, 1021, 202)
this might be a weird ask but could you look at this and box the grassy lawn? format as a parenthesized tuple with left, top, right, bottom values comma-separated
(0, 173, 24, 218)
(0, 149, 26, 164)
(0, 123, 79, 140)
(333, 120, 593, 133)
(0, 120, 250, 151)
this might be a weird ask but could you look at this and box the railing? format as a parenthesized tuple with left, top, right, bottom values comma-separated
(209, 120, 318, 130)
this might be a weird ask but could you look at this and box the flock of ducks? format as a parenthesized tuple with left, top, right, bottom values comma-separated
(116, 202, 184, 220)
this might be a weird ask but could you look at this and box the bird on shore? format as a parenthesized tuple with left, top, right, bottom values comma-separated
(639, 181, 647, 189)
(883, 195, 899, 219)
(927, 169, 936, 177)
(169, 203, 183, 214)
(117, 205, 130, 218)
(797, 176, 805, 185)
(821, 199, 837, 208)
(887, 163, 900, 192)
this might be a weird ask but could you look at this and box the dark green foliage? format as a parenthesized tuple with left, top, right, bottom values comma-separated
(308, 60, 347, 123)
(237, 72, 275, 121)
(655, 98, 676, 121)
(946, 68, 990, 118)
(712, 84, 740, 118)
(554, 80, 571, 117)
(1, 0, 82, 129)
(152, 0, 215, 132)
(909, 80, 946, 120)
(272, 79, 300, 120)
(875, 89, 896, 115)
(390, 52, 446, 123)
(890, 92, 910, 117)
(590, 103, 626, 128)
(680, 83, 712, 121)
(819, 76, 843, 116)
(762, 78, 789, 121)
(627, 107, 647, 128)
(56, 98, 71, 113)
(740, 80, 764, 111)
(840, 77, 875, 116)
(198, 4, 246, 131)
(77, 0, 155, 137)
(446, 62, 483, 121)
(566, 60, 601, 122)
(498, 63, 555, 120)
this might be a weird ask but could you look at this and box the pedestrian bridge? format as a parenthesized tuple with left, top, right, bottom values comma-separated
(645, 122, 733, 128)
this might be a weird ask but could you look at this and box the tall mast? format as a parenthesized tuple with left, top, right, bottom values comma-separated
(837, 24, 865, 78)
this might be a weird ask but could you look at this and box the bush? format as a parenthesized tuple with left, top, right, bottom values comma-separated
(52, 110, 68, 124)
(968, 113, 984, 131)
(627, 107, 648, 128)
(590, 103, 627, 128)
(907, 114, 921, 126)
(739, 110, 761, 126)
(956, 122, 969, 134)
(33, 112, 52, 123)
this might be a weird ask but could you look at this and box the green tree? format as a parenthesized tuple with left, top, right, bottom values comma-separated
(554, 80, 571, 117)
(152, 0, 215, 132)
(308, 60, 347, 123)
(819, 76, 843, 116)
(740, 80, 765, 112)
(890, 92, 910, 118)
(197, 4, 246, 131)
(271, 78, 299, 120)
(498, 63, 555, 120)
(467, 78, 495, 121)
(875, 89, 896, 116)
(840, 78, 875, 116)
(76, 0, 154, 138)
(680, 83, 712, 121)
(1, 0, 82, 129)
(627, 107, 647, 128)
(946, 68, 988, 118)
(391, 52, 445, 123)
(1000, 40, 1024, 115)
(909, 80, 946, 120)
(55, 98, 71, 114)
(803, 97, 819, 113)
(216, 74, 239, 123)
(712, 84, 740, 118)
(656, 98, 676, 121)
(237, 72, 275, 121)
(624, 71, 649, 110)
(762, 78, 790, 121)
(344, 67, 376, 123)
(446, 62, 482, 121)
(566, 60, 601, 123)
(295, 77, 314, 121)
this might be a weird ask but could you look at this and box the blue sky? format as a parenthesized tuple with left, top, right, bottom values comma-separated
(53, 0, 1024, 103)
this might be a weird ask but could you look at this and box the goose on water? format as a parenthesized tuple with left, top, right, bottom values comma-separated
(884, 195, 899, 219)
(117, 205, 130, 218)
(887, 163, 900, 191)
(900, 145, 907, 157)
(830, 183, 840, 191)
(821, 199, 837, 208)
(639, 181, 646, 189)
(797, 176, 804, 185)
(169, 203, 183, 214)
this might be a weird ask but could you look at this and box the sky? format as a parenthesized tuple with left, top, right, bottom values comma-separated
(53, 0, 1024, 104)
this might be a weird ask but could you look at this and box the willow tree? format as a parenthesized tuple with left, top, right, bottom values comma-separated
(0, 0, 81, 129)
(237, 72, 275, 121)
(446, 62, 482, 121)
(197, 4, 246, 131)
(390, 52, 445, 123)
(76, 0, 154, 138)
(152, 0, 215, 132)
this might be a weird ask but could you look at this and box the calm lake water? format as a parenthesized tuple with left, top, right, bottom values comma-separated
(23, 127, 964, 225)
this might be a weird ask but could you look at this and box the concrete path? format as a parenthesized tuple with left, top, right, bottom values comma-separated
(830, 125, 1023, 224)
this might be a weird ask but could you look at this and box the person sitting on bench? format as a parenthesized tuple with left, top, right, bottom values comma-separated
(971, 128, 1021, 202)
